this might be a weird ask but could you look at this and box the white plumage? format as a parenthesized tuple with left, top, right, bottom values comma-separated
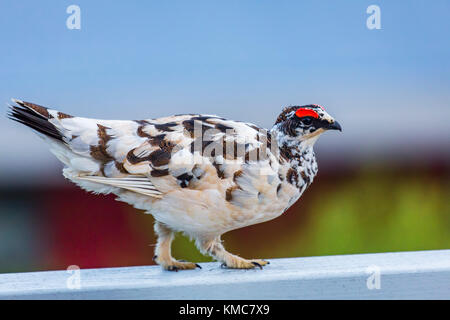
(9, 99, 341, 270)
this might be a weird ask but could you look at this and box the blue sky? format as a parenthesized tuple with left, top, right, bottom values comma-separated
(1, 1, 449, 179)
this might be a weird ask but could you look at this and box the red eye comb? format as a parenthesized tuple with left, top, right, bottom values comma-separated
(295, 108, 319, 119)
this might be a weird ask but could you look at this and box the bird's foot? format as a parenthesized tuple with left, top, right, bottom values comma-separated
(154, 255, 201, 271)
(221, 257, 270, 269)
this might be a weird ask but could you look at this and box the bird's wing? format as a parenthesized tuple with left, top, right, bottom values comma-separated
(75, 175, 163, 198)
(121, 115, 273, 194)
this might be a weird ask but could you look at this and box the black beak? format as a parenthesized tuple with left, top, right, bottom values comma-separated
(327, 121, 342, 131)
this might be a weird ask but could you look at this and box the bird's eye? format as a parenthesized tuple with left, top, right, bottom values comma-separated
(301, 117, 313, 126)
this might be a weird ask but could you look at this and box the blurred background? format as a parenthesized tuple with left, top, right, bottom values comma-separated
(0, 0, 449, 273)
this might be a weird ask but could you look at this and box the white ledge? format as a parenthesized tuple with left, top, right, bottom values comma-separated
(0, 250, 449, 299)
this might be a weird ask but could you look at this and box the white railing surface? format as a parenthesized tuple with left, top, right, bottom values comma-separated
(0, 250, 449, 299)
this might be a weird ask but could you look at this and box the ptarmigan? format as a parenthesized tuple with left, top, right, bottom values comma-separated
(9, 99, 341, 270)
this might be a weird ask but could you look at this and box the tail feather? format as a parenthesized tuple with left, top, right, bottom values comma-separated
(7, 99, 163, 198)
(8, 99, 64, 142)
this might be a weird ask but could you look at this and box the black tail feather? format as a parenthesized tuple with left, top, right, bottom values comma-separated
(8, 103, 64, 142)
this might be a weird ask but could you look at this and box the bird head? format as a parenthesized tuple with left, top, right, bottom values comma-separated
(272, 104, 341, 146)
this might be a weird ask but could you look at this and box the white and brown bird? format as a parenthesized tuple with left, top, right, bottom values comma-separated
(9, 99, 341, 270)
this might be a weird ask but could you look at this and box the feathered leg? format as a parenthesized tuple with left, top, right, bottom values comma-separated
(197, 236, 269, 269)
(153, 221, 200, 271)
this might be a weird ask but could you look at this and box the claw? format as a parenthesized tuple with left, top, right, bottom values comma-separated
(220, 263, 227, 269)
(195, 263, 202, 269)
(167, 265, 179, 272)
(152, 255, 158, 262)
(252, 262, 263, 269)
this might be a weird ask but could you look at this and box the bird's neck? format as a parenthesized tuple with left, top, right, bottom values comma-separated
(270, 126, 318, 187)
(270, 127, 315, 162)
